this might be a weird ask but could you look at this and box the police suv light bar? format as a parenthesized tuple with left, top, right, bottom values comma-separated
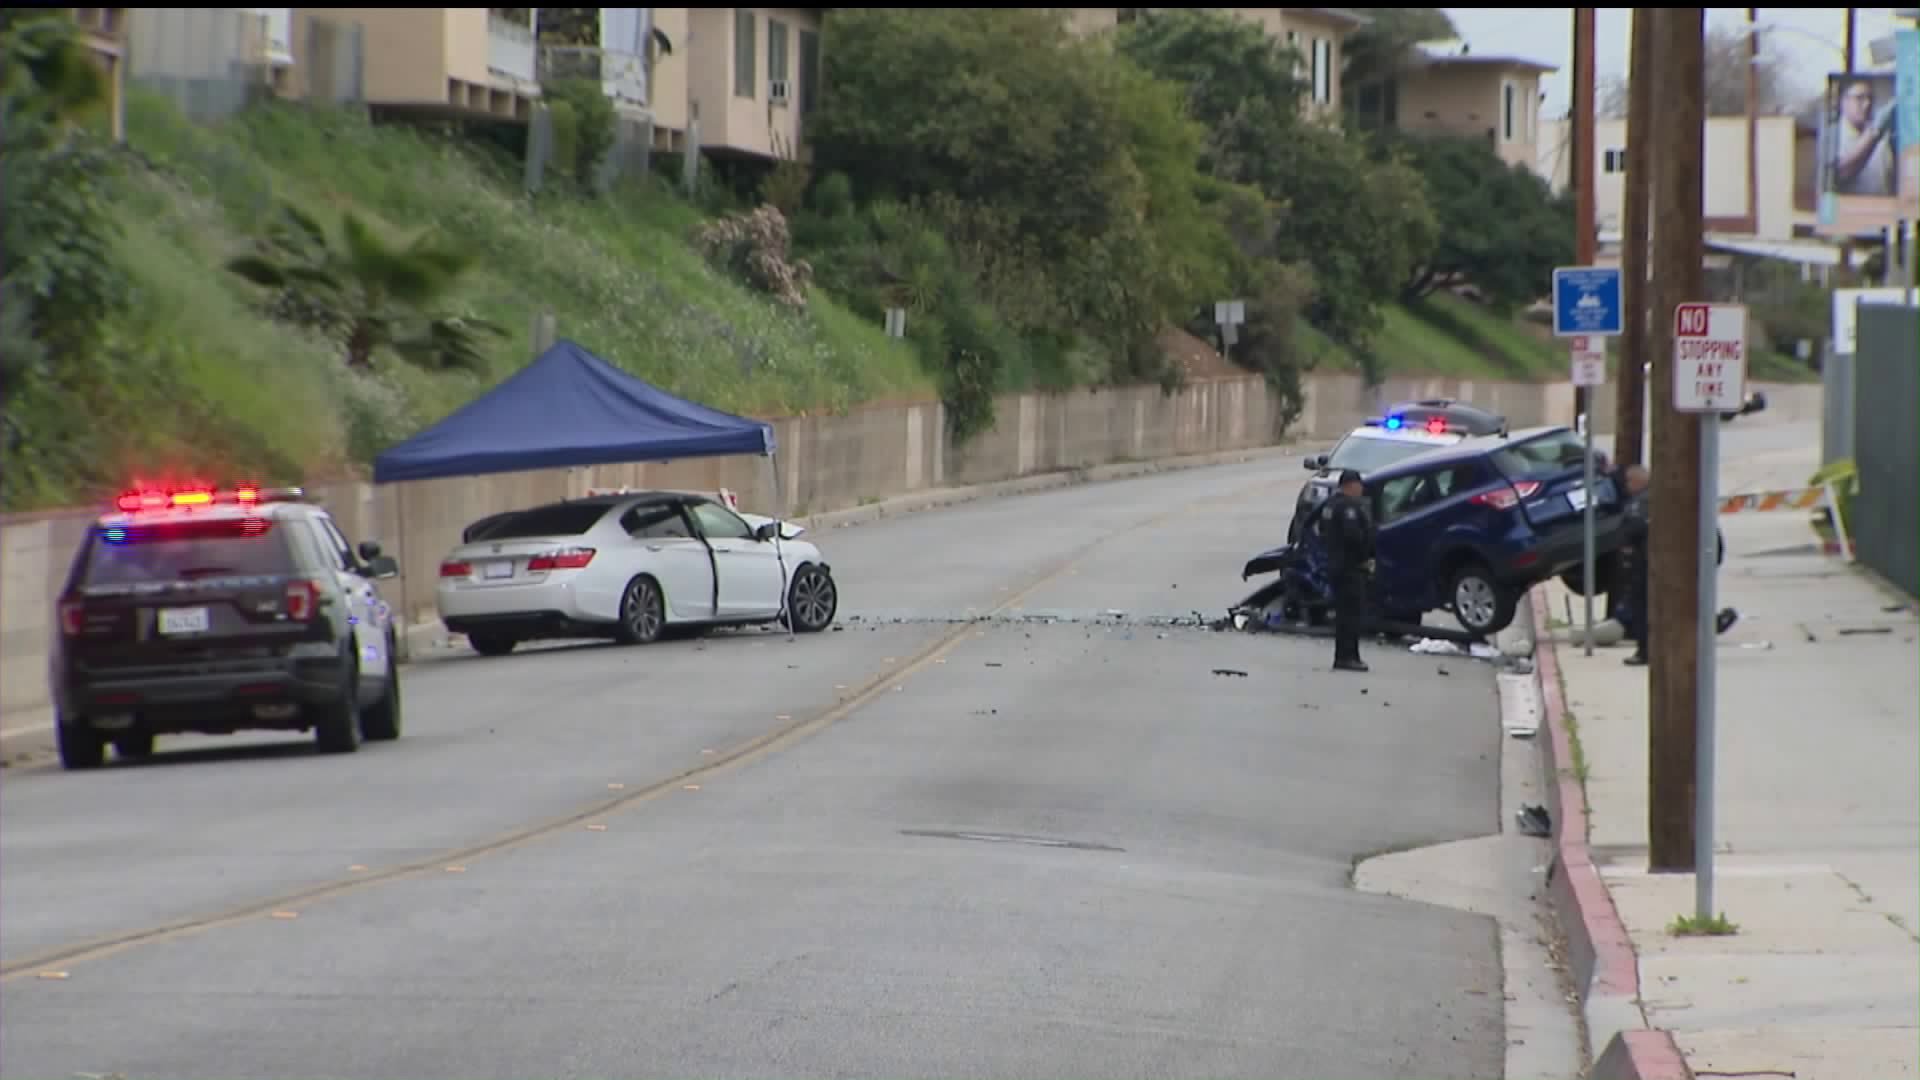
(114, 485, 306, 513)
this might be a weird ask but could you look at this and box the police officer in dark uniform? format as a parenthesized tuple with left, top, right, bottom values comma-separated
(1325, 468, 1376, 673)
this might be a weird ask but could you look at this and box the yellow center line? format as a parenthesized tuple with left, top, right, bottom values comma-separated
(0, 471, 1293, 981)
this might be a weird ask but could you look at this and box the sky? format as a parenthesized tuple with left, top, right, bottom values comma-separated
(1441, 7, 1910, 116)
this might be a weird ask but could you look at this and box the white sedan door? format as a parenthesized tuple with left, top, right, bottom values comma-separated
(618, 502, 715, 620)
(688, 501, 786, 619)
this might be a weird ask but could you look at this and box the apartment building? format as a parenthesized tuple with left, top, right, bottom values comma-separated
(1063, 8, 1368, 121)
(1352, 42, 1555, 170)
(1536, 114, 1817, 247)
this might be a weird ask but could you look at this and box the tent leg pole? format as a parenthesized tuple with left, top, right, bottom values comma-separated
(395, 485, 413, 662)
(766, 452, 795, 642)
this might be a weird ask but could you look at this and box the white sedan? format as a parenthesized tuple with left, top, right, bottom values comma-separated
(435, 490, 838, 656)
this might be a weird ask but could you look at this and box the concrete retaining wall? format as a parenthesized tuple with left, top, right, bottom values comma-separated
(0, 372, 1822, 728)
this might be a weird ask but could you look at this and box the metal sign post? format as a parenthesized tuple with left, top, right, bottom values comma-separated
(1553, 267, 1623, 657)
(1673, 301, 1749, 923)
(1570, 336, 1608, 655)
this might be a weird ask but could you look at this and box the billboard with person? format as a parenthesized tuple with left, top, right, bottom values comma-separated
(1815, 68, 1916, 236)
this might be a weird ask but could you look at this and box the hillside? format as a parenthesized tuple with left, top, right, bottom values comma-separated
(5, 93, 936, 510)
(7, 92, 1807, 513)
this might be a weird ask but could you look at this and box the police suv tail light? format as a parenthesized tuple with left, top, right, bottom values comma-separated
(285, 579, 322, 621)
(59, 600, 85, 636)
(1472, 480, 1542, 511)
(527, 548, 596, 572)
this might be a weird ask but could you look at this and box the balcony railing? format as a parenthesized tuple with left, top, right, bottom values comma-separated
(488, 13, 537, 84)
(538, 44, 647, 109)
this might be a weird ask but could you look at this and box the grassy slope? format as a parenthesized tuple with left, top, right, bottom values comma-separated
(54, 94, 933, 501)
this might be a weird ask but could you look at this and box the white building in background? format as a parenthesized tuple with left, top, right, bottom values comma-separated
(1535, 113, 1846, 269)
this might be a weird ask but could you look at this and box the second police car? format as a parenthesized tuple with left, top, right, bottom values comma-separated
(1287, 400, 1506, 543)
(50, 484, 404, 770)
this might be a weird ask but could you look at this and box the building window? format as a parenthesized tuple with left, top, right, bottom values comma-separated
(1311, 37, 1331, 104)
(798, 28, 820, 115)
(768, 17, 789, 87)
(1502, 81, 1515, 141)
(734, 9, 756, 99)
(1603, 147, 1625, 173)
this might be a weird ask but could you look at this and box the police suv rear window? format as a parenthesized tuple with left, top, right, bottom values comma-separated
(1491, 430, 1588, 479)
(80, 518, 294, 587)
(465, 503, 609, 541)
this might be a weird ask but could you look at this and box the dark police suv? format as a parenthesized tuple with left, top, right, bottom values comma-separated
(50, 485, 405, 770)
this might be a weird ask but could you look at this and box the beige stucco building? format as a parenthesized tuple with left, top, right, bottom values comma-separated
(1352, 45, 1556, 171)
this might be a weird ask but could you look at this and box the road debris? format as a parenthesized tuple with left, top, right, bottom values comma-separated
(1211, 668, 1248, 678)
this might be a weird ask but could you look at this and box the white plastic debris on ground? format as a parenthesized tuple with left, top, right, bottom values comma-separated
(1496, 670, 1541, 738)
(1409, 637, 1502, 661)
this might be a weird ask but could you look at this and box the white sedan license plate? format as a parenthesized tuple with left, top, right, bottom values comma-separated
(1566, 486, 1589, 511)
(483, 560, 515, 580)
(158, 607, 210, 635)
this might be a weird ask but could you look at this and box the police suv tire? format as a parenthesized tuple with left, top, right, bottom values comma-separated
(359, 638, 403, 742)
(1449, 562, 1517, 637)
(57, 718, 106, 771)
(313, 657, 362, 754)
(113, 731, 155, 761)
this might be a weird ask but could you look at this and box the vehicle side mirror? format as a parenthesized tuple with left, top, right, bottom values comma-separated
(1304, 455, 1325, 470)
(358, 540, 383, 561)
(366, 555, 400, 580)
(753, 522, 781, 543)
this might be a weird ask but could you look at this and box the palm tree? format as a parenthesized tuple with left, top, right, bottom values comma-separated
(228, 202, 506, 371)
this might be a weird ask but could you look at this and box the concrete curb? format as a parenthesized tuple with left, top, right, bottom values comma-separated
(1526, 588, 1692, 1080)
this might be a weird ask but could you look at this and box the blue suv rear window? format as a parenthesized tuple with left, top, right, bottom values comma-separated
(1491, 430, 1587, 480)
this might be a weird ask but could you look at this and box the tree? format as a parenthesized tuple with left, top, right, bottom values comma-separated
(534, 7, 596, 45)
(1341, 7, 1457, 112)
(1600, 21, 1807, 118)
(0, 13, 126, 397)
(807, 7, 1232, 388)
(227, 202, 505, 371)
(1385, 133, 1574, 312)
(1116, 10, 1437, 353)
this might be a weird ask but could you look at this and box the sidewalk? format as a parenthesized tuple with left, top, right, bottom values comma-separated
(1539, 445, 1920, 1079)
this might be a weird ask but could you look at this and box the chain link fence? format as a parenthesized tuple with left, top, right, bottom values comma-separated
(1852, 303, 1920, 599)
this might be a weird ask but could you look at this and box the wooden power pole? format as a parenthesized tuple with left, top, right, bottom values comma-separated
(1646, 6, 1708, 874)
(1616, 8, 1655, 467)
(1572, 8, 1597, 426)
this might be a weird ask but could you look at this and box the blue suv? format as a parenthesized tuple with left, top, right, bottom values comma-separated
(1288, 425, 1624, 636)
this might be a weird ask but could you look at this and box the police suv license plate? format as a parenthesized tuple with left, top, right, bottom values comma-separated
(483, 560, 515, 580)
(158, 607, 210, 635)
(1566, 486, 1589, 511)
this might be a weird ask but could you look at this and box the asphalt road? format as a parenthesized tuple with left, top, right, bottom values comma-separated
(0, 453, 1511, 1080)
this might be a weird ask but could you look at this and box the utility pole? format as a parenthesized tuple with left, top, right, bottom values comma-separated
(1616, 8, 1654, 468)
(1841, 8, 1858, 275)
(1572, 8, 1598, 427)
(1646, 6, 1708, 874)
(1745, 9, 1760, 239)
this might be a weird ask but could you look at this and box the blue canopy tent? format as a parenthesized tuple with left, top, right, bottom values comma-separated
(372, 339, 776, 484)
(371, 341, 789, 643)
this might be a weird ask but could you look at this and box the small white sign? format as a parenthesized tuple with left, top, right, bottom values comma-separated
(158, 607, 211, 635)
(1569, 335, 1607, 387)
(1214, 299, 1246, 325)
(1673, 302, 1748, 413)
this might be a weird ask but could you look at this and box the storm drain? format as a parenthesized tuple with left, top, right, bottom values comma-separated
(900, 828, 1125, 853)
